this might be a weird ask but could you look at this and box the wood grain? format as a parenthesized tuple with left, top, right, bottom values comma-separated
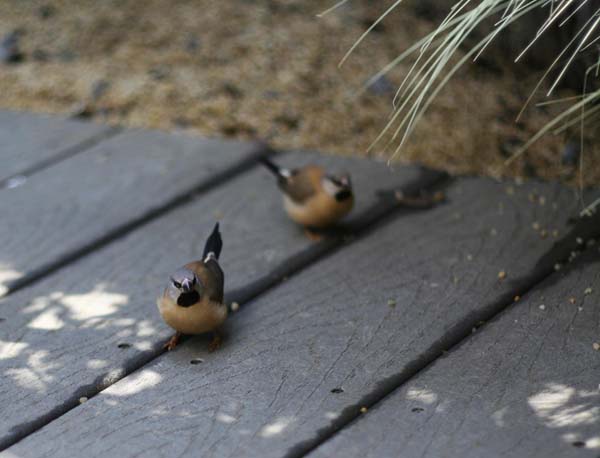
(0, 110, 112, 185)
(311, 250, 600, 458)
(0, 151, 418, 449)
(4, 178, 593, 458)
(0, 129, 261, 294)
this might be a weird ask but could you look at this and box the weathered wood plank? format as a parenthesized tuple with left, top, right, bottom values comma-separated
(4, 178, 594, 458)
(311, 250, 600, 458)
(0, 152, 420, 449)
(0, 110, 113, 185)
(0, 129, 263, 294)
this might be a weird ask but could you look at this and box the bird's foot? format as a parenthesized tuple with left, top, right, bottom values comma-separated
(304, 228, 324, 242)
(208, 332, 223, 353)
(164, 332, 182, 351)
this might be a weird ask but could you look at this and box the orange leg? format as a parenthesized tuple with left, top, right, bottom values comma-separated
(164, 331, 182, 351)
(208, 330, 223, 353)
(304, 228, 324, 242)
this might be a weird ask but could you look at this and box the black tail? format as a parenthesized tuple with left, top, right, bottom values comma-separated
(259, 156, 284, 178)
(203, 222, 223, 260)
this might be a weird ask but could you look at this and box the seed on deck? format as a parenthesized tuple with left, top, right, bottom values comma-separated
(498, 270, 507, 280)
(593, 343, 600, 351)
(360, 406, 368, 414)
(569, 297, 576, 304)
(79, 397, 88, 404)
(584, 288, 593, 295)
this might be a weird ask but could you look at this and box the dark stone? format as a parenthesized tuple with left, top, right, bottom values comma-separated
(185, 35, 200, 52)
(38, 4, 56, 19)
(0, 31, 24, 64)
(368, 75, 395, 96)
(149, 66, 169, 81)
(561, 141, 580, 166)
(91, 80, 110, 101)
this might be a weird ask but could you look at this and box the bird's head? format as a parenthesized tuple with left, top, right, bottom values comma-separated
(167, 267, 203, 307)
(322, 173, 353, 202)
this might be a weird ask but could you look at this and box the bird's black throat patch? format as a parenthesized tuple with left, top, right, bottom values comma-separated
(177, 291, 200, 307)
(335, 189, 352, 202)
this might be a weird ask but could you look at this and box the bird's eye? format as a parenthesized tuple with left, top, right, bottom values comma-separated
(172, 280, 181, 289)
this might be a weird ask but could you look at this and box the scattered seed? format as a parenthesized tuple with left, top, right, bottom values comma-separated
(466, 254, 473, 261)
(569, 297, 576, 304)
(360, 406, 368, 414)
(490, 228, 498, 236)
(593, 343, 600, 351)
(539, 196, 546, 206)
(498, 270, 507, 280)
(584, 288, 593, 295)
(540, 229, 548, 239)
(387, 299, 396, 307)
(79, 397, 88, 404)
(539, 304, 545, 310)
(554, 263, 561, 271)
(230, 302, 240, 312)
(532, 222, 541, 231)
(505, 186, 515, 195)
(552, 229, 559, 237)
(514, 295, 520, 302)
(576, 237, 584, 245)
(578, 307, 583, 311)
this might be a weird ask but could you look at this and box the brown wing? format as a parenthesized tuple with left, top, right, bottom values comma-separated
(185, 260, 224, 303)
(280, 166, 323, 204)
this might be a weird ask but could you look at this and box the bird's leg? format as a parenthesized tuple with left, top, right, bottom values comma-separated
(304, 227, 324, 242)
(164, 331, 182, 351)
(208, 330, 223, 353)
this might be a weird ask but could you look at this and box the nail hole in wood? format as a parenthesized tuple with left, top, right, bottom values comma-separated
(411, 407, 424, 413)
(572, 441, 585, 448)
(330, 387, 344, 394)
(117, 343, 131, 349)
(190, 358, 204, 365)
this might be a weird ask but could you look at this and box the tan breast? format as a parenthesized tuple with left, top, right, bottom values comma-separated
(157, 295, 227, 335)
(283, 192, 354, 228)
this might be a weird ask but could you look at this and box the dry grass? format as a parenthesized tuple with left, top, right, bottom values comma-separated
(0, 0, 596, 184)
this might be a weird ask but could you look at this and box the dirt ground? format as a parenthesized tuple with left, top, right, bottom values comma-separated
(0, 0, 597, 186)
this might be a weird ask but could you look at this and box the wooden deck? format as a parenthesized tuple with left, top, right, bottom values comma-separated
(0, 110, 599, 458)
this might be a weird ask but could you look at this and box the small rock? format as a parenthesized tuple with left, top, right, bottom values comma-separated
(360, 406, 368, 413)
(38, 4, 56, 19)
(593, 343, 600, 351)
(498, 270, 507, 280)
(79, 397, 88, 404)
(561, 142, 580, 166)
(539, 304, 545, 310)
(185, 34, 200, 52)
(584, 287, 593, 295)
(0, 30, 24, 64)
(368, 75, 395, 95)
(149, 66, 169, 81)
(91, 80, 110, 101)
(514, 295, 520, 302)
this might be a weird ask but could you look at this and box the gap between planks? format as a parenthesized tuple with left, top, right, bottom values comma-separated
(2, 142, 274, 298)
(0, 167, 449, 452)
(285, 207, 600, 458)
(0, 126, 121, 190)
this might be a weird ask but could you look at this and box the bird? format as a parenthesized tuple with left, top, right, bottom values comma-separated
(259, 156, 354, 233)
(157, 222, 226, 352)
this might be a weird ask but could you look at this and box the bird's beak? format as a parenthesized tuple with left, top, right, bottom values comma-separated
(181, 279, 194, 293)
